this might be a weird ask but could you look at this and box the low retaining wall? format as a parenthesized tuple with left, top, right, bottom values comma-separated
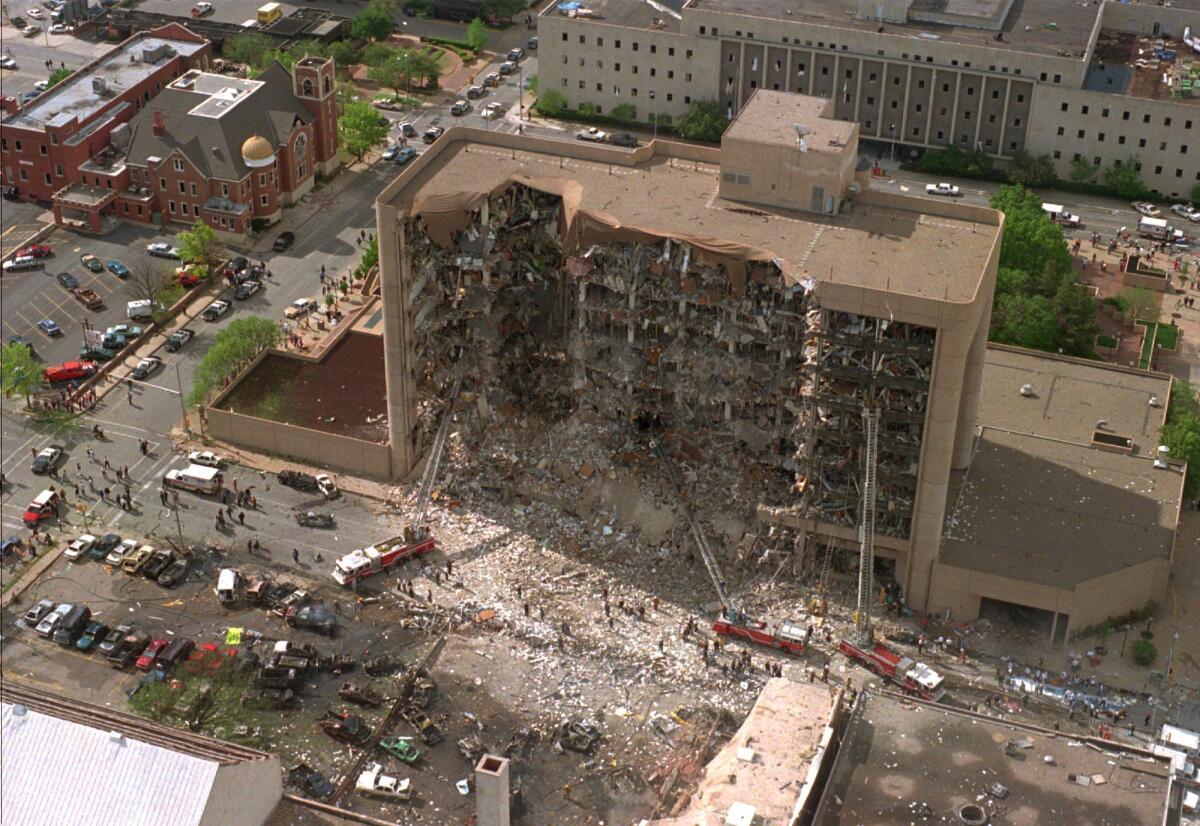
(205, 404, 392, 478)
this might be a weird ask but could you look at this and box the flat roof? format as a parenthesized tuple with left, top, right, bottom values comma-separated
(381, 132, 996, 303)
(4, 35, 207, 131)
(685, 0, 1101, 59)
(541, 0, 684, 32)
(816, 691, 1171, 826)
(977, 345, 1170, 453)
(724, 90, 856, 151)
(1089, 30, 1200, 107)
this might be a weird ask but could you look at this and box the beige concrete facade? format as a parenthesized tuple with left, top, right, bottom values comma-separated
(536, 0, 1200, 200)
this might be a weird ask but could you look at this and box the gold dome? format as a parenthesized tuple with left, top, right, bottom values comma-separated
(240, 135, 274, 164)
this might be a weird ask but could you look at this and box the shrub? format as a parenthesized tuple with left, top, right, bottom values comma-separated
(1131, 639, 1157, 667)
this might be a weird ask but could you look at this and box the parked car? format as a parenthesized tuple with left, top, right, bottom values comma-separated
(202, 300, 231, 321)
(43, 360, 95, 383)
(925, 182, 961, 197)
(284, 298, 318, 319)
(422, 126, 445, 143)
(35, 603, 72, 636)
(1170, 203, 1200, 222)
(188, 450, 223, 468)
(21, 598, 56, 628)
(0, 56, 17, 69)
(498, 61, 517, 75)
(146, 242, 181, 259)
(30, 444, 63, 475)
(55, 272, 80, 290)
(507, 47, 524, 61)
(16, 243, 52, 258)
(52, 605, 91, 645)
(142, 549, 174, 579)
(1132, 201, 1162, 217)
(382, 144, 402, 161)
(76, 621, 110, 651)
(97, 624, 132, 655)
(278, 469, 338, 498)
(128, 299, 155, 321)
(466, 84, 484, 99)
(450, 100, 470, 116)
(136, 638, 170, 670)
(395, 147, 417, 165)
(80, 346, 117, 362)
(48, 22, 71, 33)
(107, 631, 150, 667)
(106, 260, 129, 278)
(80, 253, 103, 272)
(91, 533, 122, 560)
(64, 534, 97, 562)
(22, 489, 61, 526)
(157, 558, 190, 588)
(3, 255, 42, 272)
(397, 121, 416, 138)
(176, 264, 207, 287)
(106, 538, 139, 566)
(122, 545, 155, 575)
(37, 319, 61, 337)
(234, 279, 262, 300)
(273, 231, 295, 252)
(131, 356, 161, 380)
(165, 328, 195, 352)
(610, 132, 638, 148)
(577, 127, 607, 143)
(285, 602, 337, 635)
(525, 35, 538, 50)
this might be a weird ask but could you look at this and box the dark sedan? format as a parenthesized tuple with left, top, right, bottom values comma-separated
(273, 231, 295, 252)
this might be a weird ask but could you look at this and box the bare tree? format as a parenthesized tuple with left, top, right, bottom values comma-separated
(125, 256, 173, 305)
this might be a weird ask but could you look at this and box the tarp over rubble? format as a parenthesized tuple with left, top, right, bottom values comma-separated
(410, 174, 786, 293)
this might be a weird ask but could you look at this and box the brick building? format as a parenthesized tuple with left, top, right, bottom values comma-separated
(0, 24, 339, 236)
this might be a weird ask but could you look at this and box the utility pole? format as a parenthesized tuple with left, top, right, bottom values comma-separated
(175, 362, 190, 433)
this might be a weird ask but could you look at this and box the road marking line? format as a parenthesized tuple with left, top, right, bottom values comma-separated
(0, 433, 41, 473)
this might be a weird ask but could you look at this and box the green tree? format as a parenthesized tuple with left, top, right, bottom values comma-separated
(676, 100, 728, 143)
(1162, 380, 1200, 499)
(1068, 156, 1097, 183)
(466, 17, 488, 52)
(1, 342, 42, 404)
(361, 42, 395, 67)
(351, 0, 395, 41)
(1119, 286, 1159, 323)
(368, 53, 407, 97)
(327, 40, 360, 74)
(915, 147, 996, 180)
(1192, 183, 1200, 208)
(410, 49, 441, 89)
(224, 32, 273, 67)
(611, 103, 637, 121)
(989, 186, 1072, 289)
(177, 222, 223, 268)
(578, 101, 598, 117)
(535, 89, 567, 116)
(1052, 280, 1099, 358)
(1131, 639, 1158, 667)
(991, 294, 1062, 352)
(1104, 158, 1148, 200)
(46, 66, 73, 89)
(994, 266, 1031, 297)
(187, 317, 282, 406)
(481, 0, 525, 20)
(1004, 151, 1055, 188)
(338, 99, 389, 159)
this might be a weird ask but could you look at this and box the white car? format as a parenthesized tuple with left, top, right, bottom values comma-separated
(26, 8, 43, 18)
(356, 763, 412, 800)
(284, 298, 318, 319)
(64, 534, 97, 562)
(202, 299, 230, 321)
(131, 356, 161, 380)
(106, 538, 139, 566)
(0, 56, 17, 70)
(33, 79, 49, 92)
(1169, 204, 1200, 222)
(925, 182, 960, 197)
(481, 108, 500, 120)
(577, 127, 607, 143)
(146, 242, 181, 259)
(1132, 201, 1162, 217)
(48, 22, 71, 33)
(193, 1, 213, 13)
(188, 450, 223, 468)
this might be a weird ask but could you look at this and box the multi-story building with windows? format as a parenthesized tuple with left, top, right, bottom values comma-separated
(0, 23, 339, 236)
(538, 0, 1200, 199)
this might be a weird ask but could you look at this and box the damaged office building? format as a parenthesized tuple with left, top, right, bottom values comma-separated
(375, 90, 1004, 616)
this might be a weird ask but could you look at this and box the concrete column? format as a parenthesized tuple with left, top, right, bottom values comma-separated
(475, 754, 511, 826)
(378, 202, 415, 479)
(952, 298, 991, 469)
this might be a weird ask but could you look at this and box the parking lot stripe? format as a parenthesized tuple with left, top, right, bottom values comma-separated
(0, 433, 40, 473)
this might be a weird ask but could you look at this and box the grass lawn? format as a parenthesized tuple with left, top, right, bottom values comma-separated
(1137, 321, 1181, 368)
(1096, 334, 1118, 348)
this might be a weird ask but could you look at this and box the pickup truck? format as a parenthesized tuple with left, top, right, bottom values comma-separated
(925, 182, 961, 197)
(72, 287, 103, 309)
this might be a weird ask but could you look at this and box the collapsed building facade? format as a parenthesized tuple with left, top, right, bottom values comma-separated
(375, 91, 1001, 613)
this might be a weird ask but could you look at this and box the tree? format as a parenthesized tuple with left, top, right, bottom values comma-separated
(1068, 156, 1097, 183)
(466, 17, 488, 52)
(989, 186, 1072, 289)
(1162, 380, 1200, 499)
(126, 257, 172, 305)
(1192, 182, 1200, 208)
(991, 294, 1062, 352)
(578, 102, 598, 117)
(1052, 280, 1099, 358)
(177, 222, 223, 268)
(1104, 158, 1148, 200)
(187, 317, 282, 406)
(46, 67, 73, 89)
(481, 0, 525, 21)
(676, 100, 728, 143)
(916, 146, 996, 180)
(1131, 639, 1158, 667)
(351, 0, 394, 41)
(611, 103, 637, 121)
(224, 32, 273, 67)
(1004, 151, 1055, 188)
(1, 342, 41, 405)
(535, 89, 567, 117)
(361, 42, 395, 67)
(368, 54, 407, 97)
(327, 40, 360, 74)
(338, 99, 389, 159)
(1119, 286, 1160, 324)
(994, 266, 1031, 297)
(410, 49, 441, 89)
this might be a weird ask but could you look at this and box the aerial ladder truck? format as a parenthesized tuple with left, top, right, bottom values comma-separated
(331, 376, 462, 586)
(650, 440, 808, 656)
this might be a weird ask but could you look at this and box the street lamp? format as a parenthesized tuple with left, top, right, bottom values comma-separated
(888, 124, 896, 164)
(650, 90, 658, 139)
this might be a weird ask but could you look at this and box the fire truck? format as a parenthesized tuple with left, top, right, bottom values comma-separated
(837, 639, 945, 701)
(330, 374, 460, 588)
(332, 530, 436, 586)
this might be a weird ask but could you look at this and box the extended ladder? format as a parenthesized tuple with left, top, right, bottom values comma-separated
(413, 372, 463, 528)
(854, 404, 880, 645)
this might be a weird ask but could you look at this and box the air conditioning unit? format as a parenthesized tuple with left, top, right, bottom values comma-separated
(92, 77, 108, 95)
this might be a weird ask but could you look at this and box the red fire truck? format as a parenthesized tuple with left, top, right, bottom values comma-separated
(838, 639, 945, 701)
(712, 613, 806, 656)
(332, 531, 436, 586)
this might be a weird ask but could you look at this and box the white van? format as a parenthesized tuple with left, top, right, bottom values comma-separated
(1140, 216, 1170, 240)
(127, 299, 154, 321)
(1042, 203, 1082, 227)
(164, 464, 223, 494)
(216, 568, 242, 604)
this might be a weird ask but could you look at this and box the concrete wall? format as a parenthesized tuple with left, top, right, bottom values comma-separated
(720, 128, 858, 214)
(199, 757, 282, 826)
(205, 399, 392, 479)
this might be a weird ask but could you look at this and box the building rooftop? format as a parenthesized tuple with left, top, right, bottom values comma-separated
(541, 0, 685, 32)
(1088, 30, 1200, 107)
(723, 90, 856, 152)
(977, 345, 1170, 453)
(381, 130, 997, 303)
(645, 678, 835, 826)
(942, 346, 1181, 589)
(684, 0, 1103, 59)
(815, 691, 1172, 826)
(4, 34, 207, 131)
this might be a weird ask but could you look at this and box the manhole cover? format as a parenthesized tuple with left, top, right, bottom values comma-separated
(958, 804, 988, 825)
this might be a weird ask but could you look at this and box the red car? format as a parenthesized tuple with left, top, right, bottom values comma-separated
(16, 244, 52, 258)
(22, 489, 61, 527)
(135, 638, 169, 670)
(42, 360, 97, 384)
